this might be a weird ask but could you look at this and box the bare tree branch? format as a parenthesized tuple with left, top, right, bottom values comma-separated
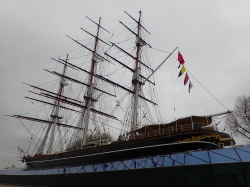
(226, 94, 250, 141)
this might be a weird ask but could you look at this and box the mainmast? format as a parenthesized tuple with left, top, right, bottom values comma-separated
(131, 11, 142, 131)
(82, 17, 101, 146)
(47, 54, 69, 154)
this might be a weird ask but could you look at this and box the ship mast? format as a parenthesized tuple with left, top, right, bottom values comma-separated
(131, 11, 142, 131)
(47, 54, 69, 154)
(82, 17, 101, 146)
(108, 11, 156, 133)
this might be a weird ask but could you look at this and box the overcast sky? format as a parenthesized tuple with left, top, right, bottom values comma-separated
(0, 0, 249, 169)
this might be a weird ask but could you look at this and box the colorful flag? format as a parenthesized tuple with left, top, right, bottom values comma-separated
(188, 81, 193, 93)
(178, 51, 185, 68)
(178, 65, 186, 77)
(184, 73, 189, 85)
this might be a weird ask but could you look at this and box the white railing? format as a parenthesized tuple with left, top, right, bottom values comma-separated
(126, 124, 214, 141)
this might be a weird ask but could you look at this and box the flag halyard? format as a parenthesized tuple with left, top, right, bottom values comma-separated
(177, 51, 194, 93)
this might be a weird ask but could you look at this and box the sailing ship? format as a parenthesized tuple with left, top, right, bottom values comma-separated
(7, 11, 232, 169)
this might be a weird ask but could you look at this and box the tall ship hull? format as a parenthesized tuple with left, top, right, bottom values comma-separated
(25, 130, 219, 169)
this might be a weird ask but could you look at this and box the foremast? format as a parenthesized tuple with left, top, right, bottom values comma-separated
(82, 17, 101, 146)
(108, 11, 157, 135)
(132, 11, 142, 131)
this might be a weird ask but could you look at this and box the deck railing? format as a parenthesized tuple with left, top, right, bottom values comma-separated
(125, 124, 215, 141)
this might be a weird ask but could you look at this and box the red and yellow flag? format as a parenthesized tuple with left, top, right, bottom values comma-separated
(178, 65, 186, 77)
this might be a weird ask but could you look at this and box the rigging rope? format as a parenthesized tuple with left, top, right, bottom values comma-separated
(151, 47, 171, 54)
(187, 70, 230, 111)
(171, 59, 177, 121)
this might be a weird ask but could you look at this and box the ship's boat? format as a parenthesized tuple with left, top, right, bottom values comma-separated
(7, 11, 233, 169)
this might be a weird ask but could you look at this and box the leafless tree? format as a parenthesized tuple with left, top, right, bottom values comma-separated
(227, 95, 250, 141)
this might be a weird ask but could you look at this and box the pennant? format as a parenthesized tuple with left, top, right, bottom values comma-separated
(178, 51, 185, 68)
(184, 73, 189, 85)
(178, 65, 186, 77)
(188, 81, 193, 93)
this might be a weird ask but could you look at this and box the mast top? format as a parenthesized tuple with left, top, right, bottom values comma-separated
(124, 11, 151, 35)
(86, 16, 110, 33)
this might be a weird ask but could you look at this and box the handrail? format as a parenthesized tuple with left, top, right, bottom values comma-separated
(126, 123, 215, 141)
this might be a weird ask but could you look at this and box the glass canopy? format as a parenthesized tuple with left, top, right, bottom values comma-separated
(1, 145, 249, 176)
